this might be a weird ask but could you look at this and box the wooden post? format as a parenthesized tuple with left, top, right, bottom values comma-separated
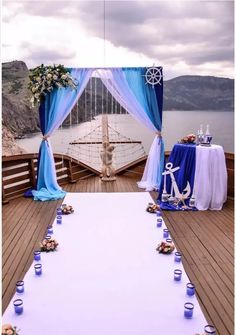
(102, 114, 109, 144)
(101, 115, 116, 181)
(29, 158, 36, 188)
(2, 181, 9, 204)
(68, 160, 76, 183)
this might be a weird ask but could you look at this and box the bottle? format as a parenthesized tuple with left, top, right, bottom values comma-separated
(199, 125, 204, 144)
(205, 124, 212, 144)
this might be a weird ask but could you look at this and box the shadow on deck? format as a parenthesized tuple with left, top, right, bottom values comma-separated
(2, 175, 234, 335)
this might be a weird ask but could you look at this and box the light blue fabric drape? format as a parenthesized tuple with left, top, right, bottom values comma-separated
(33, 68, 93, 201)
(122, 67, 164, 190)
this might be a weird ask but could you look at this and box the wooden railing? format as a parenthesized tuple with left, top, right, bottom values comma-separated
(225, 152, 234, 198)
(2, 153, 100, 203)
(2, 151, 234, 203)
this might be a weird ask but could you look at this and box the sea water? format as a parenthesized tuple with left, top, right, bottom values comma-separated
(16, 111, 234, 159)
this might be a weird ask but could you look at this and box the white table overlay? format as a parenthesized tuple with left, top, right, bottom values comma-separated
(194, 145, 227, 210)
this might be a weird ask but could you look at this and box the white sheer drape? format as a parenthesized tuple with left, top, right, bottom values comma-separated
(97, 68, 162, 191)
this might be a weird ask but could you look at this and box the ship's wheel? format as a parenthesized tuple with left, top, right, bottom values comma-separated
(145, 67, 162, 88)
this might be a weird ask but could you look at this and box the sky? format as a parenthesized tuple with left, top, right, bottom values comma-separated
(2, 0, 234, 79)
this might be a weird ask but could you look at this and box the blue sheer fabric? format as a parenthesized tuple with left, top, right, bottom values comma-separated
(122, 67, 164, 190)
(32, 68, 93, 201)
(158, 144, 196, 210)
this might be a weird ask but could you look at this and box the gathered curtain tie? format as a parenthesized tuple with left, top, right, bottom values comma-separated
(156, 131, 162, 137)
(42, 135, 49, 141)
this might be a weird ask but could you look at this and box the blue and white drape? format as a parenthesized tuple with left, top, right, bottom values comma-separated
(34, 67, 164, 201)
(97, 67, 164, 191)
(33, 68, 93, 201)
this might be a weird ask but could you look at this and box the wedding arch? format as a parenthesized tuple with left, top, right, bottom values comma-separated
(32, 67, 164, 201)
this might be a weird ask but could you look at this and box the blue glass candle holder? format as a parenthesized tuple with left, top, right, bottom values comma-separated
(163, 229, 169, 238)
(13, 299, 23, 314)
(174, 251, 182, 262)
(34, 250, 41, 261)
(16, 280, 24, 293)
(34, 263, 42, 276)
(184, 302, 194, 318)
(156, 211, 162, 217)
(186, 283, 195, 296)
(57, 208, 62, 215)
(174, 269, 182, 281)
(45, 235, 51, 240)
(57, 215, 62, 224)
(204, 325, 217, 334)
(47, 226, 53, 234)
(166, 238, 172, 244)
(156, 218, 162, 227)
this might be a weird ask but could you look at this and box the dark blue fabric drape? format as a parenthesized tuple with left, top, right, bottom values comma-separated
(158, 144, 196, 210)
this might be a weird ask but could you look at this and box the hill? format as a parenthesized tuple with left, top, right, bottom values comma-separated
(2, 61, 234, 140)
(163, 75, 234, 111)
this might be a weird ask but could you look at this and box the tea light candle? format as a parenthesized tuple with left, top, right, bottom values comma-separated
(34, 263, 42, 276)
(186, 283, 195, 296)
(34, 250, 41, 261)
(204, 325, 217, 334)
(174, 251, 182, 262)
(184, 302, 194, 318)
(13, 299, 23, 314)
(57, 208, 62, 215)
(57, 215, 62, 224)
(16, 281, 24, 293)
(166, 238, 172, 244)
(45, 235, 51, 240)
(47, 226, 53, 234)
(174, 269, 182, 281)
(163, 229, 169, 238)
(156, 218, 162, 227)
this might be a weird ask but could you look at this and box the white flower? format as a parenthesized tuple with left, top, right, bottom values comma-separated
(32, 87, 36, 93)
(35, 93, 40, 98)
(47, 74, 52, 79)
(53, 74, 58, 80)
(61, 74, 67, 80)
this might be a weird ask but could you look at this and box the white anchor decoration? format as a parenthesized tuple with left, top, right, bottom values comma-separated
(162, 162, 191, 206)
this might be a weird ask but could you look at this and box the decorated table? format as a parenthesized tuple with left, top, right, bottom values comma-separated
(3, 193, 208, 335)
(159, 143, 227, 210)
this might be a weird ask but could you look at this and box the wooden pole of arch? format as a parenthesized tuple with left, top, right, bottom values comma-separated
(100, 115, 116, 181)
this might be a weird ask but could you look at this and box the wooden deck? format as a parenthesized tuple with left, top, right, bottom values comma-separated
(2, 176, 234, 335)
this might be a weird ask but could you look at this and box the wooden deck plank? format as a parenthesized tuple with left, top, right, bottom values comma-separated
(162, 200, 234, 335)
(2, 176, 234, 335)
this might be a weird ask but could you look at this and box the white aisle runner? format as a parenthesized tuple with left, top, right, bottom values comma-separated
(3, 193, 207, 335)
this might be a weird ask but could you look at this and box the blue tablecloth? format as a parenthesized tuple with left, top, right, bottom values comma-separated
(158, 144, 196, 210)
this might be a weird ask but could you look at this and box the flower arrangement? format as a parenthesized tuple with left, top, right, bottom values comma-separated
(40, 238, 58, 252)
(146, 203, 160, 213)
(61, 204, 74, 215)
(2, 324, 20, 335)
(179, 134, 196, 144)
(28, 64, 78, 107)
(156, 241, 175, 254)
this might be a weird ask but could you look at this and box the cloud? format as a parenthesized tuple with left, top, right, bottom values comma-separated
(24, 47, 77, 68)
(2, 0, 234, 79)
(76, 1, 234, 67)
